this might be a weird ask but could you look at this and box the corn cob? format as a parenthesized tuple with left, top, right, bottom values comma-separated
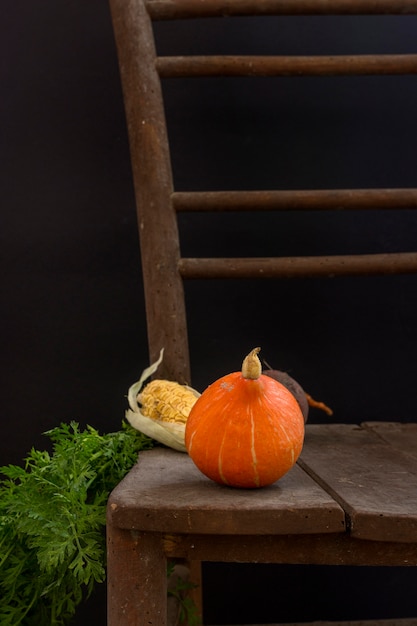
(137, 379, 198, 424)
(125, 350, 200, 452)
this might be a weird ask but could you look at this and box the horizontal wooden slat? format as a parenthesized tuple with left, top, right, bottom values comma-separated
(173, 188, 417, 211)
(147, 0, 417, 19)
(299, 424, 417, 542)
(221, 621, 417, 626)
(164, 531, 417, 566)
(178, 252, 417, 279)
(157, 54, 417, 77)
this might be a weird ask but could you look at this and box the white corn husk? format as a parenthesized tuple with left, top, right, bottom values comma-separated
(126, 349, 200, 452)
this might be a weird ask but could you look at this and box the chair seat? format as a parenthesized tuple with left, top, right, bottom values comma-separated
(109, 422, 417, 543)
(301, 422, 417, 542)
(108, 443, 345, 537)
(107, 422, 417, 625)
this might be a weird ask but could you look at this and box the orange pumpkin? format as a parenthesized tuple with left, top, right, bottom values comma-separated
(185, 347, 305, 488)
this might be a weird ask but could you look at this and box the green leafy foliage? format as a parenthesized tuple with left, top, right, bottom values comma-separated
(0, 421, 154, 625)
(167, 562, 201, 626)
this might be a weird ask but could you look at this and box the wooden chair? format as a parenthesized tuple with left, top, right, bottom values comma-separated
(107, 1, 417, 624)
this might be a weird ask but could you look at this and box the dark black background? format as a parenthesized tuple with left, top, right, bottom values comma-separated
(2, 2, 417, 624)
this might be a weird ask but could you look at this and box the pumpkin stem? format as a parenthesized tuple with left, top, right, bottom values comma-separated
(242, 347, 262, 380)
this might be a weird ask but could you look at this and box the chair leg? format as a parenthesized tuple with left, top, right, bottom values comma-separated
(107, 524, 168, 625)
(188, 560, 203, 620)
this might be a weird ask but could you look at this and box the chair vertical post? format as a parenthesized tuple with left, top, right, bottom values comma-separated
(188, 559, 204, 618)
(109, 0, 191, 384)
(107, 524, 168, 626)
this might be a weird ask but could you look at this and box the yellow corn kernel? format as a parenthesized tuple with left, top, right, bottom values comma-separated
(137, 379, 198, 424)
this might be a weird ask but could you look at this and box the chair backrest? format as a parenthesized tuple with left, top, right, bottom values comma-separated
(109, 0, 417, 385)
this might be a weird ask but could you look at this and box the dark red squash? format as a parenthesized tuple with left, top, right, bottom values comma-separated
(185, 348, 305, 488)
(263, 368, 333, 422)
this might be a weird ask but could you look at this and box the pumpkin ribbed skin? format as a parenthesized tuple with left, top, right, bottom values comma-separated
(185, 370, 305, 488)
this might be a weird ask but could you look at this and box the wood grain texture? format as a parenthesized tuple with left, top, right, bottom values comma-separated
(162, 532, 417, 566)
(146, 0, 417, 19)
(108, 0, 191, 384)
(107, 525, 168, 626)
(108, 447, 345, 535)
(299, 424, 417, 542)
(219, 621, 417, 626)
(363, 421, 417, 459)
(157, 54, 417, 78)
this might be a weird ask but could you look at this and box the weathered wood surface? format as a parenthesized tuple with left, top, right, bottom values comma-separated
(107, 525, 167, 626)
(108, 447, 345, 535)
(107, 420, 417, 623)
(299, 423, 417, 542)
(162, 531, 417, 566)
(108, 0, 191, 385)
(146, 0, 417, 19)
(178, 253, 417, 279)
(157, 54, 417, 78)
(172, 189, 417, 212)
(222, 621, 417, 626)
(108, 423, 417, 543)
(363, 421, 417, 459)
